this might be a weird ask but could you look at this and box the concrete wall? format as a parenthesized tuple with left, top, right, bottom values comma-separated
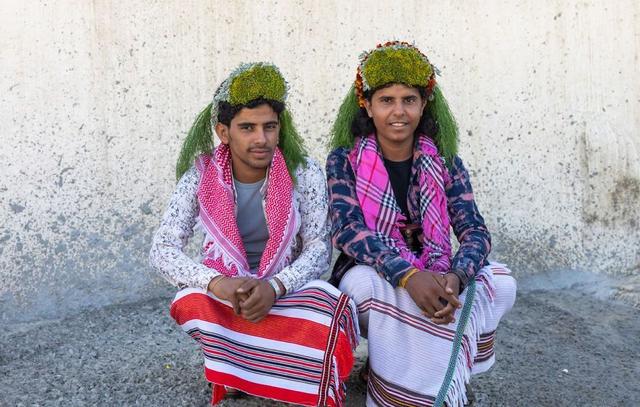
(1, 0, 638, 323)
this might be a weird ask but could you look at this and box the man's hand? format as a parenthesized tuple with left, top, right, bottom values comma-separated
(432, 273, 462, 325)
(208, 277, 250, 315)
(404, 272, 461, 325)
(236, 279, 276, 323)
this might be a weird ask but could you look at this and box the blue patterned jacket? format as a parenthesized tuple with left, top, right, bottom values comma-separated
(326, 146, 491, 292)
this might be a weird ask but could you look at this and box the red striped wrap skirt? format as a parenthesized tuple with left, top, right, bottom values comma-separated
(170, 280, 359, 406)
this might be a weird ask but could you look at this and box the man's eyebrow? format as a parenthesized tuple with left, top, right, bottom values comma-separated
(236, 120, 279, 126)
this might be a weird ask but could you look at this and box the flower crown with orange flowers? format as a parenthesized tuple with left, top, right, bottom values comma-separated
(330, 41, 459, 165)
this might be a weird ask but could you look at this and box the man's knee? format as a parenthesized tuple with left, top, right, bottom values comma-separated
(338, 265, 379, 338)
(170, 289, 212, 323)
(339, 265, 378, 303)
(493, 273, 517, 312)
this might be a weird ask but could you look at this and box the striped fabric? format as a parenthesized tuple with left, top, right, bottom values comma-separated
(369, 369, 436, 407)
(170, 280, 359, 406)
(340, 262, 516, 407)
(474, 330, 496, 364)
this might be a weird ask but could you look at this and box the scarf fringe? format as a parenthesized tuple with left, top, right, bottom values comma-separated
(196, 218, 249, 276)
(333, 296, 361, 407)
(443, 268, 496, 407)
(205, 239, 246, 275)
(331, 361, 345, 407)
(343, 298, 361, 351)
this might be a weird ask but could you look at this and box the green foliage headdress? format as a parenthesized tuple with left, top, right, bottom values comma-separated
(329, 41, 458, 165)
(175, 62, 307, 180)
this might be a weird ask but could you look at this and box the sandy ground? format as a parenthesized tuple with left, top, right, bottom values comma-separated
(2, 271, 639, 407)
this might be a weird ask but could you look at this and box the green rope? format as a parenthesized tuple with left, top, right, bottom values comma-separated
(434, 279, 477, 407)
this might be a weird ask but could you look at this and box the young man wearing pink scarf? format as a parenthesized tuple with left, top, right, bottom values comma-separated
(326, 42, 516, 407)
(150, 63, 358, 406)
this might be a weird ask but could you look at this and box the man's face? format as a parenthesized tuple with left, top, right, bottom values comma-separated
(216, 104, 280, 183)
(364, 84, 426, 154)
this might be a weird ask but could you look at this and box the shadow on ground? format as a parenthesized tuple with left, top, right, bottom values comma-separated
(2, 271, 639, 406)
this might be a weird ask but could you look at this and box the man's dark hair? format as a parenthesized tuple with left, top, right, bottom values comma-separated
(217, 98, 285, 126)
(350, 85, 438, 139)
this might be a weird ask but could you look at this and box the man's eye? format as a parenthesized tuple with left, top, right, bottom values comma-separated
(265, 124, 278, 130)
(240, 125, 253, 131)
(381, 97, 392, 103)
(405, 97, 417, 104)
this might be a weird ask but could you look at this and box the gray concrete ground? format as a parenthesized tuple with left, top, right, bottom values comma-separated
(2, 271, 639, 407)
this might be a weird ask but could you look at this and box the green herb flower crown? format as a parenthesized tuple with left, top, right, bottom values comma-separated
(330, 41, 458, 166)
(358, 41, 435, 101)
(210, 62, 288, 127)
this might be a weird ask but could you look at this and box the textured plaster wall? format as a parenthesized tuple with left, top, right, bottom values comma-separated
(1, 0, 638, 323)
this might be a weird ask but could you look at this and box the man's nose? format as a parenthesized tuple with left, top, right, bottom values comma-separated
(253, 127, 268, 145)
(391, 101, 405, 116)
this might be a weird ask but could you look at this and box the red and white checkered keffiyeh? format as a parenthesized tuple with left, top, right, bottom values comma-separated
(195, 144, 299, 279)
(348, 133, 452, 272)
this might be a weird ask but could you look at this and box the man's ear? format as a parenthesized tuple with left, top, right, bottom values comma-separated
(364, 99, 373, 118)
(215, 122, 230, 145)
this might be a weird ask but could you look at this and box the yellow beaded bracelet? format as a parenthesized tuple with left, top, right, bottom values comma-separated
(399, 268, 420, 288)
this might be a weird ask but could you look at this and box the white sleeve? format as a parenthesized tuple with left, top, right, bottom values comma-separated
(148, 166, 221, 289)
(273, 159, 332, 293)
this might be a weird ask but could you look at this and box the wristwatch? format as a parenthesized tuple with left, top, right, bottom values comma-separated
(268, 278, 283, 299)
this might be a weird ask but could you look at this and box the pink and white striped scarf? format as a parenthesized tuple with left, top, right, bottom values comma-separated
(195, 144, 299, 278)
(348, 134, 452, 272)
